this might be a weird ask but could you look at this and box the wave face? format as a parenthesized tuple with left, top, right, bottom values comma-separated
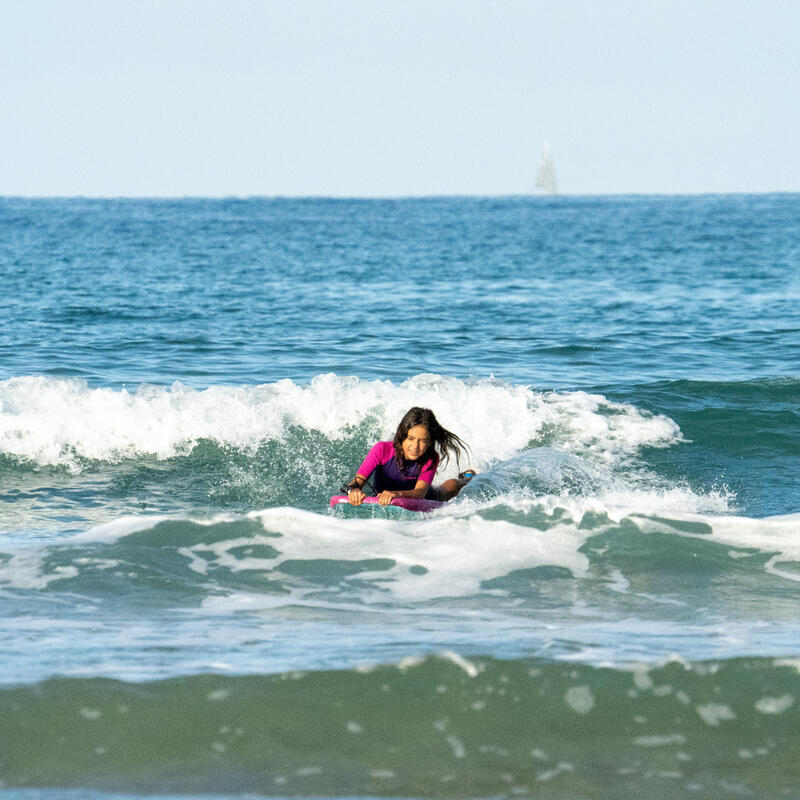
(2, 195, 800, 799)
(2, 656, 799, 799)
(0, 371, 699, 534)
(2, 372, 796, 523)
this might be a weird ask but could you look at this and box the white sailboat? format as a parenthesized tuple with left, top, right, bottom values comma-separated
(535, 141, 558, 195)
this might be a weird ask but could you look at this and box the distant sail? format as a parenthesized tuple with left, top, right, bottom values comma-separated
(535, 141, 558, 195)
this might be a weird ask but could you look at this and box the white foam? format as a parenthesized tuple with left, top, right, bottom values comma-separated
(181, 501, 800, 609)
(449, 478, 734, 528)
(696, 703, 737, 726)
(754, 695, 795, 714)
(627, 511, 800, 582)
(0, 373, 682, 472)
(166, 505, 592, 605)
(564, 685, 595, 714)
(633, 734, 687, 747)
(438, 650, 481, 677)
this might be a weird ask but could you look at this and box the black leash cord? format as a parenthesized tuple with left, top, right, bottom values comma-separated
(340, 477, 375, 495)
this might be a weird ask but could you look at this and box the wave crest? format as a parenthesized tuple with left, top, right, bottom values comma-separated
(0, 373, 681, 471)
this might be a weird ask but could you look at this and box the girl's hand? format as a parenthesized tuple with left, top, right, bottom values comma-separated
(377, 490, 396, 506)
(348, 487, 366, 506)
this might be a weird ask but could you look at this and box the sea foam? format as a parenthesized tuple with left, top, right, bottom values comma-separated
(0, 373, 680, 472)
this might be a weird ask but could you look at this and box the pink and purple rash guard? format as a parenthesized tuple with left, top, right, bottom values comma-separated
(357, 441, 439, 493)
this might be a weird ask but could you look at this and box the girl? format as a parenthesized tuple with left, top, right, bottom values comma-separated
(345, 407, 475, 506)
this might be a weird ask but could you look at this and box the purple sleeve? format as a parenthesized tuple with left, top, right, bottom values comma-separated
(418, 453, 439, 485)
(357, 441, 394, 480)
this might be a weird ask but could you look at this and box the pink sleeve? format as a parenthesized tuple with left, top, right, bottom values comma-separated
(418, 453, 439, 485)
(357, 441, 394, 479)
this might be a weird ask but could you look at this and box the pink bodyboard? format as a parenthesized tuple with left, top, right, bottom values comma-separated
(329, 495, 445, 513)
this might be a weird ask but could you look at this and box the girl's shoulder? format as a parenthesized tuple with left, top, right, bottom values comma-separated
(370, 441, 396, 460)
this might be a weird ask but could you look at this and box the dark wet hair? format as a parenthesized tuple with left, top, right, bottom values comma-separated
(392, 407, 468, 470)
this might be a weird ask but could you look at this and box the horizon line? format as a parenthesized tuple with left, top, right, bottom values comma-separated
(2, 190, 799, 201)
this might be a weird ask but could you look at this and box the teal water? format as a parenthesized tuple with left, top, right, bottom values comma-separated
(1, 195, 799, 799)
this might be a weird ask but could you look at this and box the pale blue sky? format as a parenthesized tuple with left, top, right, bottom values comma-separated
(2, 0, 798, 196)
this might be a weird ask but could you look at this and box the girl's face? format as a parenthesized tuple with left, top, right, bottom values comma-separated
(401, 424, 431, 461)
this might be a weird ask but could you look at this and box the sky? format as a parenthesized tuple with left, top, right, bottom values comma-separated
(1, 0, 799, 197)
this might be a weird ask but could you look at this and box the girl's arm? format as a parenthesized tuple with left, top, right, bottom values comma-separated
(346, 474, 369, 506)
(377, 479, 429, 506)
(347, 442, 386, 505)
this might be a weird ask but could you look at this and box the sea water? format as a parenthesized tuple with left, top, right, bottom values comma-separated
(0, 195, 798, 799)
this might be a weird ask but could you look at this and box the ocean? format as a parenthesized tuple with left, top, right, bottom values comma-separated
(0, 194, 798, 799)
